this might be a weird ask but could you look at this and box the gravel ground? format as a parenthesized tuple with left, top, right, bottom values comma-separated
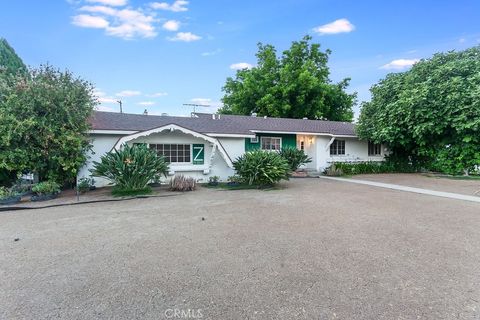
(351, 173, 480, 197)
(1, 178, 480, 320)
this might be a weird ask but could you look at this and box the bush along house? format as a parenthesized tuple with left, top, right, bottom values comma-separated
(79, 111, 387, 186)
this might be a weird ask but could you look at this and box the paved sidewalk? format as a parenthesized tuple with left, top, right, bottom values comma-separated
(320, 176, 480, 203)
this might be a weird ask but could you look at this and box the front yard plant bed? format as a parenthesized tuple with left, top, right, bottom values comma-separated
(31, 181, 61, 202)
(0, 195, 22, 205)
(31, 193, 59, 202)
(0, 186, 22, 205)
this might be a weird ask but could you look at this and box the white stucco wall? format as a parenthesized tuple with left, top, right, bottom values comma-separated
(78, 131, 236, 187)
(296, 135, 317, 170)
(217, 137, 245, 163)
(77, 134, 121, 187)
(78, 130, 388, 187)
(128, 131, 235, 182)
(315, 136, 387, 171)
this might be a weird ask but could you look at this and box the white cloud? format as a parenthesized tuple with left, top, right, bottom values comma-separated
(189, 98, 223, 112)
(96, 105, 116, 111)
(201, 49, 222, 56)
(168, 32, 201, 42)
(116, 90, 142, 97)
(138, 101, 155, 106)
(459, 38, 466, 43)
(93, 89, 118, 103)
(86, 0, 127, 6)
(190, 98, 211, 105)
(99, 96, 118, 103)
(72, 14, 109, 28)
(106, 9, 157, 39)
(381, 58, 419, 70)
(79, 5, 117, 15)
(72, 4, 158, 39)
(147, 92, 168, 97)
(162, 20, 180, 31)
(230, 62, 253, 70)
(150, 0, 188, 12)
(313, 18, 355, 35)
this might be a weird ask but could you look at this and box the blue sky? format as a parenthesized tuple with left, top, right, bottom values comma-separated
(1, 0, 479, 118)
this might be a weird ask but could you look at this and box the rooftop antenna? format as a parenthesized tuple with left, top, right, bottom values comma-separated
(117, 100, 123, 113)
(182, 103, 210, 115)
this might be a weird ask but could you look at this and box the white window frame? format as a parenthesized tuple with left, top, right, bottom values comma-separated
(149, 143, 192, 164)
(330, 140, 345, 156)
(368, 141, 382, 156)
(250, 136, 259, 143)
(260, 136, 282, 151)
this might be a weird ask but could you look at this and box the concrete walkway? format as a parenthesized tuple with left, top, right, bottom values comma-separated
(320, 176, 480, 203)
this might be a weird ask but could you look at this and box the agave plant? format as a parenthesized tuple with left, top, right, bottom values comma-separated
(91, 144, 169, 193)
(233, 150, 291, 186)
(279, 147, 312, 171)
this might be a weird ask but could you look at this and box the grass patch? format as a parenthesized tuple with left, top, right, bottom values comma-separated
(111, 186, 153, 197)
(431, 175, 480, 181)
(203, 182, 279, 191)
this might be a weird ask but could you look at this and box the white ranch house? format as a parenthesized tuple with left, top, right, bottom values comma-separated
(79, 111, 387, 187)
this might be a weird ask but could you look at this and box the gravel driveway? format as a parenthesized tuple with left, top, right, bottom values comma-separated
(1, 178, 479, 319)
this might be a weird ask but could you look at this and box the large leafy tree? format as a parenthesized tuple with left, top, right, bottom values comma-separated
(0, 38, 27, 76)
(219, 36, 356, 121)
(357, 46, 480, 175)
(0, 64, 97, 184)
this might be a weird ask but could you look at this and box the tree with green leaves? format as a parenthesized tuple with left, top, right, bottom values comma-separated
(357, 46, 480, 175)
(0, 64, 97, 184)
(219, 36, 356, 121)
(0, 38, 27, 76)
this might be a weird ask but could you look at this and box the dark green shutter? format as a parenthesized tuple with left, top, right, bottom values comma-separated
(192, 144, 204, 165)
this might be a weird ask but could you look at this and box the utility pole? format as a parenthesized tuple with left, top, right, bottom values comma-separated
(117, 100, 123, 113)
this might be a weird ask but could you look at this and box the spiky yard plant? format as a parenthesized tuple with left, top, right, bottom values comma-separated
(233, 150, 291, 186)
(279, 147, 312, 171)
(169, 175, 196, 191)
(91, 144, 169, 195)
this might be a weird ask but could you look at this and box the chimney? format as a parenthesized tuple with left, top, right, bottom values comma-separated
(143, 109, 148, 115)
(212, 114, 216, 120)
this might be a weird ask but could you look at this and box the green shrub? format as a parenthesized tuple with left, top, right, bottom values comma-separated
(208, 176, 220, 184)
(279, 147, 312, 171)
(91, 144, 169, 194)
(111, 187, 152, 197)
(227, 175, 242, 184)
(32, 181, 61, 195)
(77, 177, 95, 193)
(233, 150, 291, 186)
(328, 159, 418, 176)
(324, 163, 344, 176)
(0, 186, 19, 200)
(169, 175, 196, 191)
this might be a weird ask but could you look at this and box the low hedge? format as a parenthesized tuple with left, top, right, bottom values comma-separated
(330, 161, 417, 175)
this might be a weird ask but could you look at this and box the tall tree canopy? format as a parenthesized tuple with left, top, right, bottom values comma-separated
(357, 46, 480, 175)
(0, 64, 97, 184)
(219, 36, 356, 121)
(0, 38, 27, 76)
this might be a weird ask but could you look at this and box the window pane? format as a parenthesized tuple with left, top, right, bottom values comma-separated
(330, 142, 336, 155)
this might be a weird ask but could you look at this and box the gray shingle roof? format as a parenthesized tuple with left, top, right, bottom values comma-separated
(90, 111, 356, 136)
